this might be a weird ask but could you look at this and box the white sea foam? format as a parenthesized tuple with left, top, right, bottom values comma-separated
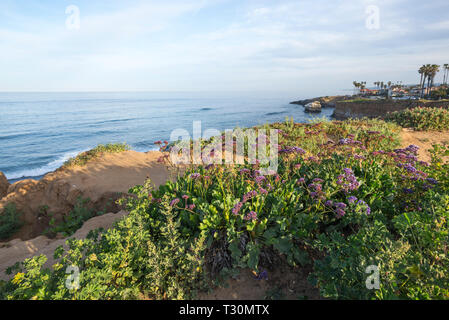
(4, 145, 160, 180)
(5, 149, 88, 180)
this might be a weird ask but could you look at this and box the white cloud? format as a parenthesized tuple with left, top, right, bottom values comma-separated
(426, 20, 449, 30)
(0, 0, 448, 94)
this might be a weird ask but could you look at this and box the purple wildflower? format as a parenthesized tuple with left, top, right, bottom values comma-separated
(255, 176, 266, 184)
(256, 270, 268, 280)
(242, 190, 258, 203)
(336, 202, 347, 209)
(403, 164, 417, 173)
(348, 196, 358, 204)
(190, 173, 201, 179)
(244, 211, 258, 221)
(356, 200, 371, 215)
(337, 168, 360, 193)
(170, 198, 180, 207)
(232, 202, 243, 215)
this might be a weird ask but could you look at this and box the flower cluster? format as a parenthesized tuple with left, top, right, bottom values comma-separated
(338, 137, 362, 146)
(337, 168, 360, 193)
(255, 176, 266, 184)
(232, 202, 243, 215)
(352, 197, 371, 215)
(190, 173, 201, 180)
(244, 211, 258, 221)
(243, 190, 258, 203)
(308, 181, 326, 201)
(279, 146, 306, 155)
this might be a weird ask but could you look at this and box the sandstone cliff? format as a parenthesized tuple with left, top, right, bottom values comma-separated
(0, 151, 171, 241)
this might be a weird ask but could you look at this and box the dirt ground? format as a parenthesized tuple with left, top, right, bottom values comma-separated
(199, 266, 321, 300)
(400, 128, 449, 162)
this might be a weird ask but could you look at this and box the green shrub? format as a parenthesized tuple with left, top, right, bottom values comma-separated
(386, 107, 449, 131)
(0, 204, 23, 240)
(45, 198, 106, 238)
(63, 143, 130, 168)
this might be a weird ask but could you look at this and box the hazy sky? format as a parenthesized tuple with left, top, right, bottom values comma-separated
(1, 0, 448, 97)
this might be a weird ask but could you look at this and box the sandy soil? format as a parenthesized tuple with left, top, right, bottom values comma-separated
(199, 266, 321, 300)
(400, 128, 449, 162)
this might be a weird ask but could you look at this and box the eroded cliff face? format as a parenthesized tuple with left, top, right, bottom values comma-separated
(0, 172, 9, 199)
(0, 150, 171, 241)
(333, 100, 449, 120)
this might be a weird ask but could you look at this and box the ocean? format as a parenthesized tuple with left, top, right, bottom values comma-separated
(0, 92, 333, 182)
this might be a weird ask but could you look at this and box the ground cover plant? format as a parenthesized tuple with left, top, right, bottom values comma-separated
(1, 118, 448, 300)
(386, 107, 449, 131)
(63, 143, 130, 168)
(44, 198, 107, 238)
(0, 204, 23, 241)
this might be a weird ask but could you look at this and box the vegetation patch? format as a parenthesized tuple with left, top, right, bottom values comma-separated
(44, 198, 106, 238)
(63, 143, 130, 168)
(1, 119, 448, 300)
(386, 107, 449, 131)
(0, 204, 23, 241)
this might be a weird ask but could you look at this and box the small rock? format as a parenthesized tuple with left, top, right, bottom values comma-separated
(0, 172, 10, 199)
(305, 101, 322, 113)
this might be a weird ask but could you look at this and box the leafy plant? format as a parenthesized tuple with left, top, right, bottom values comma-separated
(386, 107, 449, 131)
(0, 204, 23, 240)
(45, 198, 105, 238)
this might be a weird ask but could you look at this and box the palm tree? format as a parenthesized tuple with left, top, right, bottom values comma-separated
(353, 81, 358, 95)
(443, 64, 449, 85)
(428, 64, 440, 96)
(421, 64, 433, 97)
(360, 81, 367, 94)
(418, 65, 426, 97)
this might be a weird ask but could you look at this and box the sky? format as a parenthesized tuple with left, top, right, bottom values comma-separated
(0, 0, 449, 98)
